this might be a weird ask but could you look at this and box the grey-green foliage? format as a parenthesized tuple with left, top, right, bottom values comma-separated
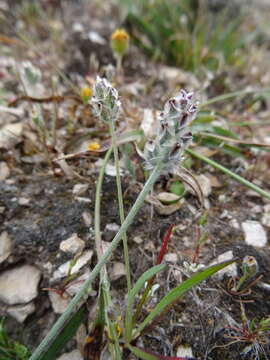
(139, 89, 198, 172)
(91, 76, 121, 123)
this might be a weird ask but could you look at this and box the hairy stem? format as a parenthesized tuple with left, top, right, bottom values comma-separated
(109, 121, 131, 292)
(29, 161, 164, 360)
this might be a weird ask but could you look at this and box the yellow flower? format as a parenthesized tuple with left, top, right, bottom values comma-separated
(110, 28, 130, 57)
(87, 142, 100, 151)
(80, 86, 92, 103)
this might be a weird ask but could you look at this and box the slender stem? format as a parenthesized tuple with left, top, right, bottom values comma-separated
(29, 161, 164, 360)
(116, 55, 122, 76)
(95, 148, 113, 260)
(51, 78, 58, 148)
(109, 121, 131, 292)
(200, 87, 270, 107)
(186, 149, 270, 201)
(94, 147, 122, 358)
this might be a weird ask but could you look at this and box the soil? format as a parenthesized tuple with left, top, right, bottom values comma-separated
(0, 1, 270, 360)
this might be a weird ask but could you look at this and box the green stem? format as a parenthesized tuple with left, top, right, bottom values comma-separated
(29, 161, 164, 360)
(201, 87, 270, 107)
(95, 147, 113, 260)
(109, 121, 131, 292)
(116, 55, 122, 76)
(186, 149, 270, 201)
(94, 147, 122, 358)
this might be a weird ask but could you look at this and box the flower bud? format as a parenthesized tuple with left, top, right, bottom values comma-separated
(110, 29, 130, 58)
(140, 89, 198, 171)
(91, 76, 121, 123)
(80, 86, 92, 104)
(242, 256, 258, 278)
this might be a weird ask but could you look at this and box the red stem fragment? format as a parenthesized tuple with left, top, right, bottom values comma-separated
(156, 224, 175, 265)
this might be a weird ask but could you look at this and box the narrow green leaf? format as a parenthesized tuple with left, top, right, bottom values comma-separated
(127, 344, 158, 360)
(125, 264, 166, 342)
(201, 87, 270, 107)
(211, 126, 239, 139)
(134, 260, 235, 336)
(127, 344, 190, 360)
(186, 149, 270, 201)
(39, 305, 86, 360)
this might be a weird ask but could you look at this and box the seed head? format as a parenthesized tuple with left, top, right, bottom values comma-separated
(91, 76, 121, 123)
(141, 89, 198, 171)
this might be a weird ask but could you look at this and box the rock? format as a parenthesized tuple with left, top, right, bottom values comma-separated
(57, 349, 83, 360)
(176, 345, 194, 358)
(0, 265, 41, 305)
(88, 31, 106, 45)
(49, 292, 70, 314)
(65, 270, 95, 297)
(104, 223, 120, 241)
(72, 183, 89, 196)
(0, 231, 12, 264)
(0, 162, 10, 181)
(229, 218, 240, 229)
(164, 253, 178, 263)
(18, 197, 31, 206)
(242, 221, 267, 247)
(0, 122, 23, 149)
(52, 250, 93, 281)
(262, 204, 270, 227)
(133, 236, 143, 244)
(110, 262, 125, 281)
(60, 234, 85, 254)
(6, 302, 35, 323)
(75, 197, 91, 204)
(213, 251, 237, 280)
(82, 211, 92, 227)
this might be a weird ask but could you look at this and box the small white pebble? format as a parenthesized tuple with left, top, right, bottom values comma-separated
(242, 221, 267, 247)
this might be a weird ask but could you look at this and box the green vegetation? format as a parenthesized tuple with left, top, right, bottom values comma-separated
(121, 0, 254, 73)
(0, 319, 31, 360)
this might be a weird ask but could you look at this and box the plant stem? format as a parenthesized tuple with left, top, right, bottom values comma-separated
(109, 121, 131, 292)
(29, 161, 164, 360)
(116, 55, 122, 76)
(186, 149, 270, 201)
(201, 87, 270, 107)
(95, 147, 113, 259)
(94, 147, 122, 358)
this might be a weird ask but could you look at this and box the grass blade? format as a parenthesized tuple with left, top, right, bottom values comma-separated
(127, 344, 158, 360)
(200, 87, 270, 107)
(127, 344, 195, 359)
(186, 149, 270, 201)
(39, 305, 86, 360)
(125, 264, 166, 342)
(134, 260, 235, 336)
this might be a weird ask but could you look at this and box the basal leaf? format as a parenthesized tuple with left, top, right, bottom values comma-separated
(125, 264, 166, 342)
(134, 260, 235, 336)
